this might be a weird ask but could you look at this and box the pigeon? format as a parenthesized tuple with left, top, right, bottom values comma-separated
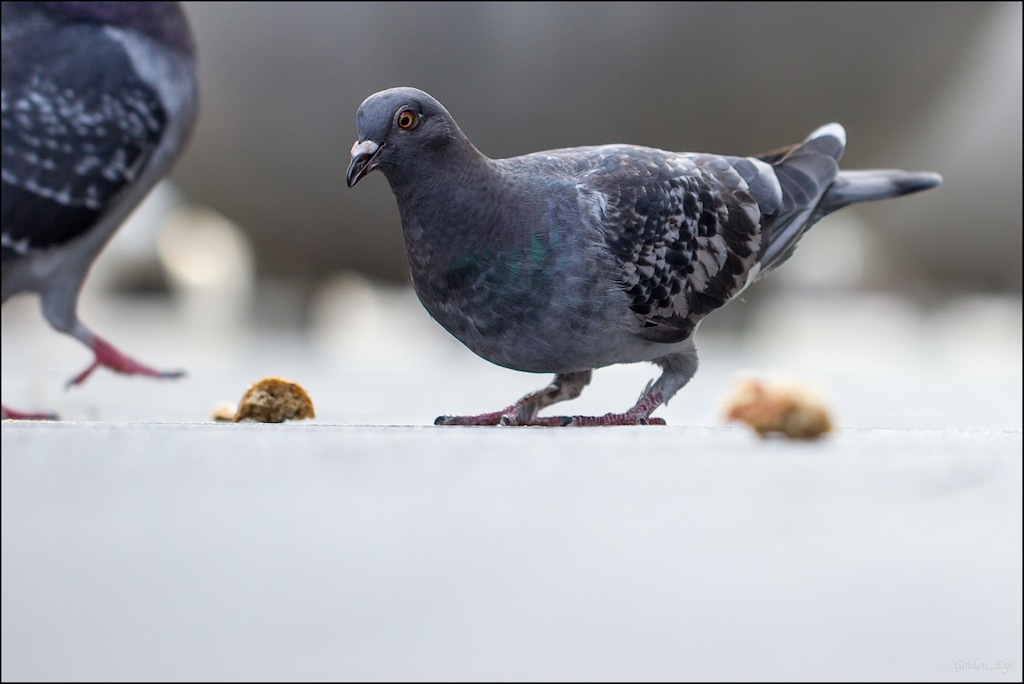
(346, 87, 942, 426)
(2, 1, 199, 419)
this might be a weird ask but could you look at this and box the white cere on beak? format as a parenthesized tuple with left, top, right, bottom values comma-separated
(351, 140, 380, 157)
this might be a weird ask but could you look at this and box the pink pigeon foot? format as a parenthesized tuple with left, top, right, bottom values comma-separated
(2, 405, 59, 420)
(67, 336, 185, 388)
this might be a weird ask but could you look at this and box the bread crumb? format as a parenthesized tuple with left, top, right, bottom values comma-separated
(723, 374, 833, 439)
(233, 376, 315, 423)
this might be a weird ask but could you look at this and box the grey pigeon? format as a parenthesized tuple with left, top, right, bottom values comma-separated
(2, 1, 199, 419)
(346, 87, 942, 426)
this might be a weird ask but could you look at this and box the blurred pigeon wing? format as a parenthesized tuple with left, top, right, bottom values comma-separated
(1, 21, 166, 260)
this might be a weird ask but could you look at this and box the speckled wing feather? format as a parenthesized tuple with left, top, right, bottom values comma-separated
(565, 125, 848, 345)
(1, 20, 167, 261)
(566, 146, 770, 344)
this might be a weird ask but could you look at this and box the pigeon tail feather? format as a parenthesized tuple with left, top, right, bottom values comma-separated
(756, 123, 845, 272)
(818, 169, 943, 213)
(757, 124, 942, 273)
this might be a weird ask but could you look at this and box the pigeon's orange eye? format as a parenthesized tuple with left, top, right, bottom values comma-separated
(396, 109, 418, 130)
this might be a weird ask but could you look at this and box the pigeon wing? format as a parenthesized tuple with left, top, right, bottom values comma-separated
(575, 146, 771, 344)
(2, 21, 167, 260)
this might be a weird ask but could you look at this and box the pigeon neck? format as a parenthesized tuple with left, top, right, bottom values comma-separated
(388, 139, 512, 240)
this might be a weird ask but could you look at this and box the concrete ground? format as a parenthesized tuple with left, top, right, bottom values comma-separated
(2, 288, 1021, 681)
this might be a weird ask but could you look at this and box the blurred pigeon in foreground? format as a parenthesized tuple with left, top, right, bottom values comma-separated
(347, 87, 941, 426)
(2, 1, 199, 419)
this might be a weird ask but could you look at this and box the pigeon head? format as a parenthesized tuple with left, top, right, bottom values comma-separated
(346, 87, 470, 188)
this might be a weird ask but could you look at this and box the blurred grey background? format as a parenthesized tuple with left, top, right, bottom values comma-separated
(149, 1, 1021, 311)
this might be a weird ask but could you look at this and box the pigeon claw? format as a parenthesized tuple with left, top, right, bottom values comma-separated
(559, 412, 667, 427)
(435, 413, 503, 426)
(435, 411, 666, 427)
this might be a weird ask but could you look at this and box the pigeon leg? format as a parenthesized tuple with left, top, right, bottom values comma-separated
(547, 350, 698, 427)
(40, 294, 186, 388)
(2, 405, 59, 420)
(66, 333, 186, 388)
(436, 371, 592, 426)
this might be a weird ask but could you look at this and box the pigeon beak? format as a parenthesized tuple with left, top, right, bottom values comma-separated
(347, 140, 382, 187)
